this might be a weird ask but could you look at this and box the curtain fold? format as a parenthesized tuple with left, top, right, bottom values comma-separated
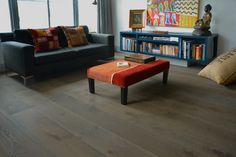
(97, 0, 113, 34)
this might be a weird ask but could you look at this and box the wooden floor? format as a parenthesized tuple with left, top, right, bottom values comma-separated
(0, 63, 236, 157)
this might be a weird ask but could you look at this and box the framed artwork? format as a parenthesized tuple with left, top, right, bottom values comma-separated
(129, 9, 145, 30)
(147, 0, 199, 28)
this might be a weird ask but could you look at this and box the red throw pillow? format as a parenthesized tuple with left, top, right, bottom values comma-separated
(30, 28, 60, 53)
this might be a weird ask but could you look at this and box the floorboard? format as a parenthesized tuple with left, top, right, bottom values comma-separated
(0, 62, 236, 157)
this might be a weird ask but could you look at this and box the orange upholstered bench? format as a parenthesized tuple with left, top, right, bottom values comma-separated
(87, 59, 170, 105)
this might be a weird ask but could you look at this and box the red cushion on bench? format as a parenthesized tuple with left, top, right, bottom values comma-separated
(87, 59, 170, 88)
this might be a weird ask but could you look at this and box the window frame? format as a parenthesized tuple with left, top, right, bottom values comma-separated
(1, 0, 79, 32)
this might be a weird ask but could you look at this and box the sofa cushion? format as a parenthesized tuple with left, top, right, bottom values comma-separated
(34, 43, 109, 65)
(71, 43, 109, 57)
(14, 29, 33, 45)
(62, 26, 88, 47)
(34, 48, 75, 65)
(30, 28, 61, 53)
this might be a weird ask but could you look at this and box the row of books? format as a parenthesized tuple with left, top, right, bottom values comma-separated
(122, 37, 205, 61)
(139, 42, 179, 57)
(121, 37, 136, 52)
(153, 36, 179, 42)
(139, 36, 179, 42)
(182, 40, 205, 60)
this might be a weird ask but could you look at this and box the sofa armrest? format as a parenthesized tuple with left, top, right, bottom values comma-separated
(1, 41, 34, 77)
(89, 33, 114, 47)
(89, 33, 114, 58)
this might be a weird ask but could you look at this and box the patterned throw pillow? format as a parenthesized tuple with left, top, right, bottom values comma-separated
(30, 28, 60, 53)
(62, 26, 88, 47)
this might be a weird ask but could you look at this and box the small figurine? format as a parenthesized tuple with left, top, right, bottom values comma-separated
(193, 4, 212, 36)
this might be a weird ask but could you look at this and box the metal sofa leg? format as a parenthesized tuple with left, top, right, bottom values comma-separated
(21, 75, 34, 86)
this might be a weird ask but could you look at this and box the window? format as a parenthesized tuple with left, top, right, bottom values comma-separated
(49, 0, 74, 27)
(17, 0, 74, 28)
(17, 0, 49, 29)
(0, 0, 93, 32)
(0, 0, 12, 32)
(78, 0, 97, 32)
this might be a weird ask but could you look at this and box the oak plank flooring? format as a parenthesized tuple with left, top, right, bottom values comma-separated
(0, 110, 56, 157)
(0, 143, 9, 157)
(12, 108, 107, 157)
(15, 92, 157, 157)
(43, 83, 236, 157)
(0, 63, 236, 157)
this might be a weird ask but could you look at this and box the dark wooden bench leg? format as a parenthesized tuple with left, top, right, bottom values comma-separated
(163, 69, 169, 84)
(88, 78, 95, 93)
(121, 87, 128, 105)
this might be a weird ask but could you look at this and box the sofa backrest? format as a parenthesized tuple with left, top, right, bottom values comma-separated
(81, 25, 92, 42)
(57, 26, 69, 48)
(14, 29, 34, 45)
(7, 25, 91, 47)
(0, 32, 15, 42)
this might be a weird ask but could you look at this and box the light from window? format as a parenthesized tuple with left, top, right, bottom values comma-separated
(0, 0, 12, 32)
(78, 0, 97, 32)
(17, 0, 49, 29)
(50, 0, 74, 27)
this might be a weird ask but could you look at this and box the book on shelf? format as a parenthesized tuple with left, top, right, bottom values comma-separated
(153, 37, 169, 41)
(160, 45, 178, 57)
(122, 37, 136, 52)
(182, 39, 206, 61)
(152, 30, 168, 34)
(124, 53, 156, 64)
(139, 42, 178, 57)
(139, 42, 153, 53)
(139, 36, 153, 40)
(152, 36, 179, 42)
(117, 61, 129, 67)
(170, 37, 179, 42)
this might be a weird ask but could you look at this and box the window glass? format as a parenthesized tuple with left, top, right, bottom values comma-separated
(17, 0, 49, 29)
(0, 0, 12, 32)
(79, 0, 97, 32)
(50, 0, 74, 27)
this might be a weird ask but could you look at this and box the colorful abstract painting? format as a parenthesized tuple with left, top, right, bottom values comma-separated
(147, 0, 199, 28)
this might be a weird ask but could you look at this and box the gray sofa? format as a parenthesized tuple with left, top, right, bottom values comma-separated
(0, 26, 114, 84)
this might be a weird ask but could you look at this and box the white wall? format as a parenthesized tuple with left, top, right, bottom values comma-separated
(111, 0, 236, 55)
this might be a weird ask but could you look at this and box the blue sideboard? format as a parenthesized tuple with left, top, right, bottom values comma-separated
(120, 31, 218, 65)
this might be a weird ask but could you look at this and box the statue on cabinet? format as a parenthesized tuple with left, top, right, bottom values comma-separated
(193, 4, 212, 36)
